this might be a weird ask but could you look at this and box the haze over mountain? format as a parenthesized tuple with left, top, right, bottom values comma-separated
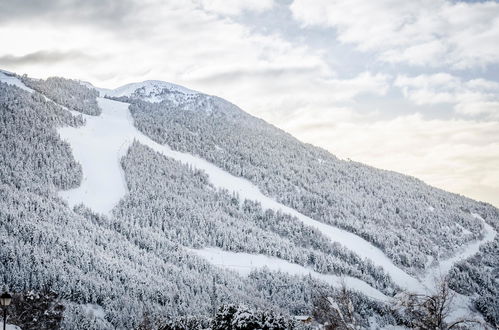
(0, 70, 498, 329)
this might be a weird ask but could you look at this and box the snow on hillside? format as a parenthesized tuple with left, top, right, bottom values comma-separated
(0, 70, 34, 93)
(57, 95, 416, 292)
(3, 74, 497, 326)
(422, 213, 496, 289)
(97, 80, 198, 102)
(191, 247, 389, 302)
(55, 87, 496, 301)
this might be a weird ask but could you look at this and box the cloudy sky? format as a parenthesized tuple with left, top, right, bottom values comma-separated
(1, 0, 498, 207)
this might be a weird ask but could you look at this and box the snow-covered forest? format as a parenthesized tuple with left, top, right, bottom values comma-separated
(0, 72, 498, 329)
(126, 96, 499, 272)
(20, 76, 101, 116)
(449, 237, 499, 325)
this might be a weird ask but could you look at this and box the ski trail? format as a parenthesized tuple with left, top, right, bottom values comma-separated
(58, 98, 134, 215)
(421, 213, 497, 290)
(190, 247, 389, 302)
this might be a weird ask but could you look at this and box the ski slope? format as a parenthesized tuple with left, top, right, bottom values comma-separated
(58, 98, 134, 215)
(133, 125, 424, 291)
(191, 247, 389, 302)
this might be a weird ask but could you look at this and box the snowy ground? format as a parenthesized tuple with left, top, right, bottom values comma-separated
(191, 247, 389, 301)
(81, 303, 106, 320)
(0, 322, 21, 330)
(58, 98, 134, 215)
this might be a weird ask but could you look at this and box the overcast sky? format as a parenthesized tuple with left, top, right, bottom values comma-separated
(1, 0, 498, 207)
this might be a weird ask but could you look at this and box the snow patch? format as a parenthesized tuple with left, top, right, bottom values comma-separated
(81, 303, 106, 319)
(0, 322, 21, 330)
(191, 247, 389, 302)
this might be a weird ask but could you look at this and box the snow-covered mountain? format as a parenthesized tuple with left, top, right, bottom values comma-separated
(98, 80, 200, 105)
(0, 71, 498, 329)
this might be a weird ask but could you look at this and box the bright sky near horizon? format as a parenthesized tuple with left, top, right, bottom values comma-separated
(1, 0, 498, 207)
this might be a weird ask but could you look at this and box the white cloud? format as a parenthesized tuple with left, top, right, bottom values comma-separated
(395, 73, 499, 118)
(290, 0, 499, 68)
(196, 0, 274, 16)
(192, 70, 391, 123)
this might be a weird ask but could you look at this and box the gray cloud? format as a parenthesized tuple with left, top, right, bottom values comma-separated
(190, 66, 323, 84)
(0, 0, 136, 27)
(0, 50, 94, 66)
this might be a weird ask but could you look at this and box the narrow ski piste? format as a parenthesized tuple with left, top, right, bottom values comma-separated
(190, 247, 389, 302)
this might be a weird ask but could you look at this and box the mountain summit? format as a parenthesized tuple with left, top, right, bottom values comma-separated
(98, 80, 199, 101)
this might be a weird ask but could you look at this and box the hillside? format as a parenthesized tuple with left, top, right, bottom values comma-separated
(0, 70, 498, 329)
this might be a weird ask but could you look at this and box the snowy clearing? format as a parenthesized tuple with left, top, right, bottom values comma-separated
(191, 247, 389, 302)
(81, 303, 106, 319)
